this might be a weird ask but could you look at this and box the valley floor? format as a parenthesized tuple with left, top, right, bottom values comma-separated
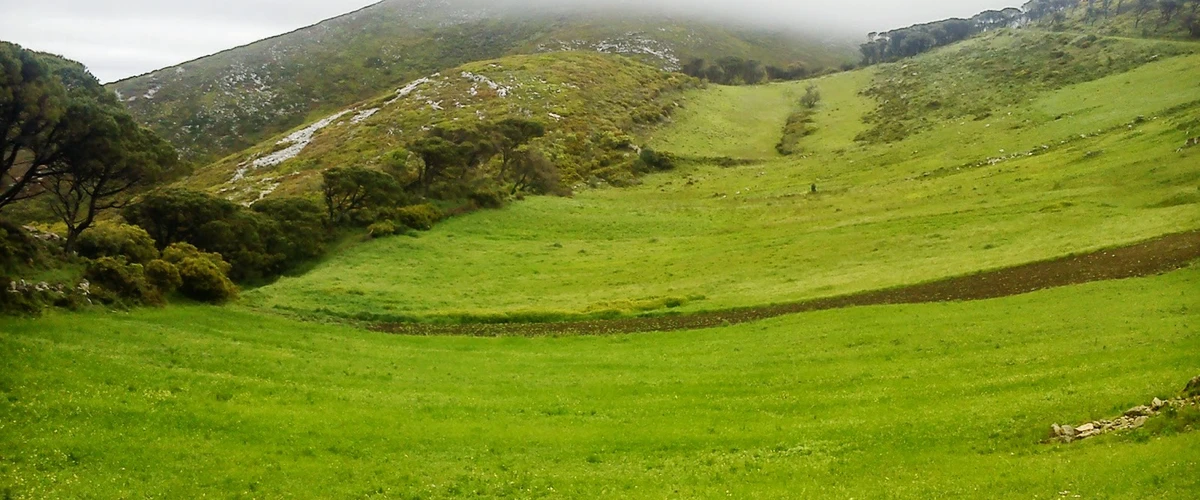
(2, 264, 1199, 497)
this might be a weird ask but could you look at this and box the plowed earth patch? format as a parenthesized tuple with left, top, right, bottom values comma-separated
(372, 230, 1200, 337)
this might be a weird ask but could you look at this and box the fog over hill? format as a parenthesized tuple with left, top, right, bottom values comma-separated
(4, 0, 1017, 82)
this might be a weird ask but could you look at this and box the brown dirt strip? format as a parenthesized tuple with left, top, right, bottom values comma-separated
(372, 230, 1200, 337)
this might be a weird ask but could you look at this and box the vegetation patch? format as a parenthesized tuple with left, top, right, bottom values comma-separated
(856, 30, 1194, 144)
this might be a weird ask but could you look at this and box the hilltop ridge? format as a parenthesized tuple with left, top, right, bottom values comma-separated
(107, 0, 856, 163)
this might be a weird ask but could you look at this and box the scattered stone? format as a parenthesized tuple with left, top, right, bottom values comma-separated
(1049, 380, 1200, 444)
(1125, 405, 1153, 418)
(1186, 376, 1200, 398)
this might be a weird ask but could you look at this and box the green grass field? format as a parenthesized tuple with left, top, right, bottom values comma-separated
(4, 263, 1199, 498)
(245, 48, 1200, 324)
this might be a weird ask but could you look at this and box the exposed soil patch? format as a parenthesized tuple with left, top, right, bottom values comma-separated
(373, 230, 1200, 337)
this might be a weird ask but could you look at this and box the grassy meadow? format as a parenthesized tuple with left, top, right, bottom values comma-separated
(3, 263, 1199, 498)
(246, 47, 1200, 324)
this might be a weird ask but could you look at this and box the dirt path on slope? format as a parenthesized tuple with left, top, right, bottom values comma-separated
(372, 230, 1200, 337)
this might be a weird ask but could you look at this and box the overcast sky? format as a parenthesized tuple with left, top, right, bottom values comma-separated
(0, 0, 1017, 83)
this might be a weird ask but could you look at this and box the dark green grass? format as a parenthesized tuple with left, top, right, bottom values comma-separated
(2, 265, 1198, 497)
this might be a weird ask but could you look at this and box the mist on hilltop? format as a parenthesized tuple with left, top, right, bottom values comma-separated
(4, 0, 1019, 82)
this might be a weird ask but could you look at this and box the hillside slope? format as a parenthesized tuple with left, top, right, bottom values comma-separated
(245, 30, 1200, 323)
(106, 0, 855, 163)
(188, 52, 694, 205)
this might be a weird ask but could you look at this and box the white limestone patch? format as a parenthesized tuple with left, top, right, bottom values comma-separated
(247, 109, 352, 172)
(386, 74, 439, 105)
(461, 71, 511, 98)
(351, 108, 379, 124)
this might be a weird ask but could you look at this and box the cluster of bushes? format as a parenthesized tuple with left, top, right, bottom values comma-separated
(0, 221, 240, 314)
(777, 85, 822, 156)
(78, 223, 238, 305)
(681, 57, 827, 85)
(120, 189, 332, 284)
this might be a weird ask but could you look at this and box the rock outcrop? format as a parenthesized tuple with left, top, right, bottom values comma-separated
(1049, 378, 1200, 443)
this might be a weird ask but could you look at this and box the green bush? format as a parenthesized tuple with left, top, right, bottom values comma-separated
(76, 222, 159, 264)
(394, 204, 442, 231)
(469, 189, 506, 209)
(252, 197, 331, 265)
(161, 243, 238, 303)
(161, 243, 232, 274)
(84, 257, 161, 305)
(175, 258, 238, 303)
(145, 259, 182, 293)
(637, 149, 675, 172)
(368, 220, 400, 239)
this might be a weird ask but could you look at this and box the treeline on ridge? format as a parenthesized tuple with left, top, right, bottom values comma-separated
(860, 0, 1200, 65)
(680, 57, 842, 85)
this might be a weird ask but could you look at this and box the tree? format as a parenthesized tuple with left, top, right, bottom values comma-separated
(321, 166, 400, 223)
(800, 84, 822, 109)
(681, 58, 706, 78)
(1, 43, 72, 211)
(491, 118, 546, 180)
(508, 149, 565, 196)
(407, 135, 469, 193)
(44, 112, 177, 252)
(1135, 0, 1156, 27)
(123, 188, 239, 250)
(1159, 0, 1183, 25)
(251, 197, 330, 266)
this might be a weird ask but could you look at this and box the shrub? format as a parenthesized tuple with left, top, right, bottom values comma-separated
(76, 222, 159, 264)
(368, 220, 400, 239)
(161, 243, 231, 274)
(469, 189, 506, 209)
(84, 257, 160, 305)
(394, 204, 442, 231)
(252, 197, 331, 265)
(161, 243, 238, 303)
(636, 148, 676, 173)
(0, 222, 41, 273)
(145, 259, 182, 293)
(175, 258, 238, 303)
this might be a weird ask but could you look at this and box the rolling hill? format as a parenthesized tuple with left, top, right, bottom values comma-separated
(240, 29, 1200, 323)
(106, 0, 857, 164)
(186, 51, 695, 206)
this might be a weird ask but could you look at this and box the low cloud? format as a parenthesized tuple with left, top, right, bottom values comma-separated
(0, 0, 1016, 83)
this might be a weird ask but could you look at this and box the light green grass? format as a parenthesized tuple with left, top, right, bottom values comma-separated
(3, 265, 1199, 497)
(646, 82, 803, 159)
(247, 50, 1200, 323)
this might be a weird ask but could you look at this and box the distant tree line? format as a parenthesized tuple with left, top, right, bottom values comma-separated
(862, 0, 1200, 65)
(859, 9, 1024, 65)
(681, 57, 829, 85)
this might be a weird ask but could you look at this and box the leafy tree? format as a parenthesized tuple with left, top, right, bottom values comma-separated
(1, 43, 72, 210)
(509, 149, 566, 195)
(1159, 0, 1183, 25)
(321, 166, 400, 223)
(122, 188, 239, 250)
(492, 118, 546, 180)
(1135, 0, 1156, 27)
(251, 197, 330, 265)
(407, 136, 470, 193)
(800, 84, 822, 109)
(45, 112, 178, 252)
